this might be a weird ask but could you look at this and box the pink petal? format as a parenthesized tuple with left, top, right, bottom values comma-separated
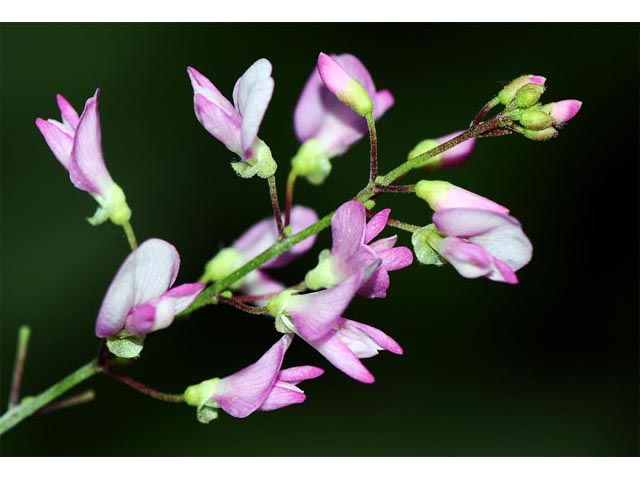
(162, 282, 205, 314)
(278, 366, 324, 384)
(435, 131, 476, 168)
(489, 258, 519, 284)
(368, 235, 398, 252)
(357, 267, 390, 298)
(549, 100, 582, 124)
(331, 200, 367, 261)
(69, 89, 113, 195)
(317, 53, 353, 97)
(258, 382, 306, 411)
(232, 58, 274, 155)
(95, 239, 181, 338)
(439, 237, 493, 279)
(187, 66, 217, 91)
(194, 93, 243, 156)
(344, 319, 403, 355)
(215, 334, 292, 418)
(35, 118, 74, 169)
(440, 186, 509, 214)
(364, 208, 390, 243)
(309, 332, 375, 384)
(377, 246, 414, 271)
(373, 89, 395, 119)
(293, 68, 326, 142)
(56, 94, 80, 129)
(288, 273, 361, 341)
(469, 218, 533, 273)
(241, 271, 285, 302)
(434, 208, 520, 238)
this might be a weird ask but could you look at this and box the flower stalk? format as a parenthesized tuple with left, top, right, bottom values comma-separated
(8, 325, 31, 409)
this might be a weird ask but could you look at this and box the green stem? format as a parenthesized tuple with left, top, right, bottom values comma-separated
(267, 175, 284, 235)
(122, 221, 138, 251)
(38, 389, 96, 415)
(8, 326, 31, 409)
(366, 113, 378, 183)
(386, 218, 420, 233)
(0, 359, 101, 436)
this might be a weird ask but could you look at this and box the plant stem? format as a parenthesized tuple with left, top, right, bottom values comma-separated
(8, 326, 31, 409)
(218, 296, 268, 315)
(284, 170, 297, 228)
(377, 184, 416, 194)
(471, 97, 500, 126)
(122, 221, 138, 251)
(267, 175, 284, 235)
(38, 390, 96, 415)
(0, 359, 101, 436)
(102, 369, 184, 403)
(386, 218, 420, 233)
(366, 114, 378, 183)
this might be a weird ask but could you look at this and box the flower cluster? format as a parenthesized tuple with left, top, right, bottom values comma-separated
(30, 51, 581, 427)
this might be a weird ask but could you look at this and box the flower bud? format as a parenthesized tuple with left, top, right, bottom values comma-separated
(415, 180, 509, 214)
(291, 139, 332, 185)
(514, 84, 545, 108)
(203, 248, 244, 283)
(521, 126, 558, 141)
(498, 74, 546, 105)
(408, 131, 476, 170)
(541, 100, 582, 125)
(519, 109, 554, 131)
(317, 53, 373, 116)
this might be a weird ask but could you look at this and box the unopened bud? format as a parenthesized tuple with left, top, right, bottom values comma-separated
(514, 84, 545, 108)
(541, 100, 582, 125)
(498, 74, 546, 105)
(521, 126, 558, 141)
(317, 53, 373, 116)
(519, 109, 554, 131)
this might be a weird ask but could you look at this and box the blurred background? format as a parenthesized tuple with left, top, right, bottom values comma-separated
(1, 24, 638, 456)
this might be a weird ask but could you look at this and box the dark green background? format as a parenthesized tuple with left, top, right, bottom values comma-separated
(1, 24, 638, 456)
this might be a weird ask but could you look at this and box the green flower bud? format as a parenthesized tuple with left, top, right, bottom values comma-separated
(514, 84, 545, 108)
(519, 109, 554, 131)
(520, 126, 558, 141)
(498, 74, 546, 105)
(203, 248, 244, 284)
(291, 139, 332, 185)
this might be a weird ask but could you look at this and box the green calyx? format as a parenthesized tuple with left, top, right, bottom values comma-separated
(304, 249, 336, 290)
(514, 84, 545, 108)
(266, 289, 297, 334)
(106, 333, 145, 359)
(291, 139, 332, 185)
(338, 79, 373, 116)
(88, 183, 132, 226)
(518, 109, 554, 131)
(184, 378, 221, 424)
(232, 139, 277, 179)
(202, 248, 245, 285)
(498, 74, 539, 105)
(411, 225, 446, 266)
(407, 139, 441, 169)
(415, 180, 453, 211)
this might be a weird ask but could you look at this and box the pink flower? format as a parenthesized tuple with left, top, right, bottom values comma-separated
(430, 209, 533, 284)
(35, 90, 131, 225)
(187, 59, 277, 178)
(203, 206, 318, 300)
(305, 200, 413, 298)
(542, 100, 582, 125)
(184, 334, 323, 421)
(96, 239, 204, 338)
(292, 53, 394, 184)
(268, 274, 402, 383)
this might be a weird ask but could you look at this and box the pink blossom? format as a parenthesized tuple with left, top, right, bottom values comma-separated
(268, 274, 402, 383)
(431, 209, 533, 284)
(542, 100, 582, 125)
(416, 180, 509, 214)
(96, 239, 204, 338)
(187, 59, 276, 178)
(35, 90, 131, 225)
(305, 200, 413, 298)
(184, 334, 323, 421)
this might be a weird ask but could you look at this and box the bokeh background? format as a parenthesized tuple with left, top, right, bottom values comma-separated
(1, 24, 638, 456)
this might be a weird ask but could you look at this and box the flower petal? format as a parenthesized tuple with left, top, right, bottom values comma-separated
(377, 246, 414, 271)
(344, 320, 403, 355)
(364, 208, 390, 243)
(373, 89, 394, 119)
(330, 200, 367, 261)
(162, 282, 205, 314)
(56, 93, 80, 129)
(277, 366, 325, 384)
(489, 258, 519, 284)
(69, 89, 114, 195)
(215, 334, 292, 418)
(288, 273, 361, 341)
(232, 58, 274, 155)
(309, 332, 375, 384)
(258, 382, 306, 411)
(439, 237, 493, 279)
(433, 208, 520, 238)
(293, 68, 326, 142)
(470, 220, 533, 273)
(241, 271, 285, 306)
(194, 93, 243, 156)
(35, 118, 74, 169)
(357, 267, 390, 298)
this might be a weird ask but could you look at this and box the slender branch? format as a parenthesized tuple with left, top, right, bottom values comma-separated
(38, 390, 96, 415)
(386, 218, 420, 233)
(267, 175, 284, 235)
(284, 170, 297, 228)
(0, 359, 101, 436)
(218, 296, 268, 315)
(471, 97, 500, 126)
(122, 221, 138, 251)
(8, 326, 31, 409)
(102, 369, 184, 403)
(377, 184, 415, 194)
(366, 114, 378, 183)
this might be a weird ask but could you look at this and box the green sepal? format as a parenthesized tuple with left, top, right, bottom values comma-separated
(106, 333, 145, 359)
